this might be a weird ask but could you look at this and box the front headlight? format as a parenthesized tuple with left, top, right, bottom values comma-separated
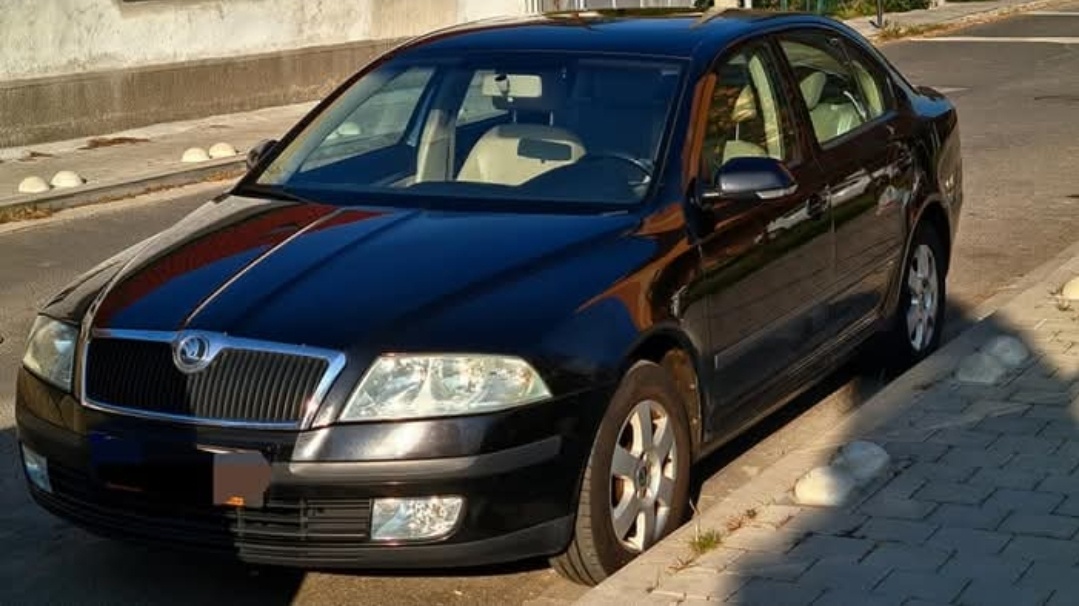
(22, 316, 79, 391)
(339, 354, 551, 422)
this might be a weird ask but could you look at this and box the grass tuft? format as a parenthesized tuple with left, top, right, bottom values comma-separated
(0, 205, 53, 224)
(81, 136, 150, 150)
(689, 528, 723, 556)
(877, 21, 947, 40)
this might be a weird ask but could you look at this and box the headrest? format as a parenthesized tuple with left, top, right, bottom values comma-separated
(800, 72, 827, 110)
(731, 86, 757, 123)
(484, 71, 566, 114)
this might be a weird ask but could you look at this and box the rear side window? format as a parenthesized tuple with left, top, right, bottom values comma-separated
(840, 42, 894, 120)
(778, 34, 872, 146)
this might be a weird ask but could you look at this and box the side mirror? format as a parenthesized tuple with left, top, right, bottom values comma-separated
(246, 139, 278, 171)
(702, 156, 798, 205)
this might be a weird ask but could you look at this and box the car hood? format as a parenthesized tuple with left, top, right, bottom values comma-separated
(80, 194, 647, 352)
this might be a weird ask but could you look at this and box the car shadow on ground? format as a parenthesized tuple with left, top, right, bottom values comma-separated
(703, 300, 1079, 604)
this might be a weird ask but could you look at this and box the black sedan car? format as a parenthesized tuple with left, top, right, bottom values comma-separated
(16, 8, 961, 585)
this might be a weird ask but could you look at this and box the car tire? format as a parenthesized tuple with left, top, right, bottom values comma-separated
(882, 220, 947, 368)
(551, 360, 692, 586)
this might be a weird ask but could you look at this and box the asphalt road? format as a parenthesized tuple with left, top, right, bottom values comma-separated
(3, 7, 1079, 604)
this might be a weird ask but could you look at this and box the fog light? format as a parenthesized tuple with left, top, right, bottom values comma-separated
(21, 444, 51, 493)
(371, 496, 464, 542)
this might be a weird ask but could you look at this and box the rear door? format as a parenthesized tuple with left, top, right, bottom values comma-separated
(775, 30, 914, 340)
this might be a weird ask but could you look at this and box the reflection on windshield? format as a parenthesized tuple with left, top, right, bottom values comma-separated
(257, 55, 685, 207)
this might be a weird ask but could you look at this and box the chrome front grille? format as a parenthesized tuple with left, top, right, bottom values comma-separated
(81, 330, 346, 428)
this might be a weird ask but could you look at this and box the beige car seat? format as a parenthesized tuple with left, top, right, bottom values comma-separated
(722, 86, 769, 164)
(800, 71, 864, 143)
(457, 72, 585, 186)
(457, 124, 585, 186)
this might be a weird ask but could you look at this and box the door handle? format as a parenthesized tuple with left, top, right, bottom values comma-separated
(806, 195, 828, 218)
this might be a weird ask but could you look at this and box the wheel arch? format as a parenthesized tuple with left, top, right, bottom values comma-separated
(915, 200, 952, 276)
(910, 140, 955, 274)
(882, 142, 954, 326)
(620, 325, 706, 458)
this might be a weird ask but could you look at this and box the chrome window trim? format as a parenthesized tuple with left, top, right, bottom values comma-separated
(79, 328, 347, 431)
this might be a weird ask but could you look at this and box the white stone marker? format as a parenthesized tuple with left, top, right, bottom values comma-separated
(50, 170, 84, 188)
(208, 143, 237, 159)
(182, 147, 210, 163)
(18, 176, 50, 194)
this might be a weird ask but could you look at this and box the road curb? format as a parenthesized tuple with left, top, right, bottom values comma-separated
(0, 157, 244, 221)
(573, 239, 1079, 605)
(972, 237, 1079, 322)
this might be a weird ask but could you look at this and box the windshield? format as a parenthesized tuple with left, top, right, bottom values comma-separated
(256, 53, 685, 207)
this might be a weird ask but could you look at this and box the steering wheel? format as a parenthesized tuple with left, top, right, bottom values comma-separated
(580, 151, 653, 181)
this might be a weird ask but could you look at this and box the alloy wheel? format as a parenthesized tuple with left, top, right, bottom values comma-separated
(906, 243, 939, 352)
(609, 399, 678, 553)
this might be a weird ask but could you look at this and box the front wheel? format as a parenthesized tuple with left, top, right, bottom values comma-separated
(551, 361, 692, 586)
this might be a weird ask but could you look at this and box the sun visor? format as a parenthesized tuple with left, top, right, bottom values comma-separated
(483, 72, 566, 113)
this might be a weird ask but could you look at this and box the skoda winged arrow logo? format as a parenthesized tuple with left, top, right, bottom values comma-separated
(173, 334, 213, 374)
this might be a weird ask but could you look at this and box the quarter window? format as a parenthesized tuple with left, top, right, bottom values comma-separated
(701, 45, 793, 177)
(778, 35, 875, 145)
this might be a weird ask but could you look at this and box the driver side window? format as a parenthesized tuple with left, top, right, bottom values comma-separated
(701, 44, 793, 179)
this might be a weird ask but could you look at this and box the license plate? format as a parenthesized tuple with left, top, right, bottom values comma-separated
(89, 433, 270, 506)
(203, 446, 272, 508)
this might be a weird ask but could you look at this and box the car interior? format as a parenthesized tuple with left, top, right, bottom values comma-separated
(433, 64, 681, 201)
(277, 43, 886, 203)
(795, 67, 867, 143)
(453, 72, 587, 186)
(701, 44, 883, 176)
(700, 52, 787, 176)
(284, 61, 681, 204)
(780, 40, 885, 144)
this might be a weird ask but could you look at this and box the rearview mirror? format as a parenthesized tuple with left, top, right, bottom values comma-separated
(703, 156, 797, 204)
(246, 139, 277, 171)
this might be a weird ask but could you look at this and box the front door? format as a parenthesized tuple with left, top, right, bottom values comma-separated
(776, 32, 913, 339)
(688, 41, 835, 443)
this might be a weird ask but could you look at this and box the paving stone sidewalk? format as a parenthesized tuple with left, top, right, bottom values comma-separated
(576, 245, 1079, 606)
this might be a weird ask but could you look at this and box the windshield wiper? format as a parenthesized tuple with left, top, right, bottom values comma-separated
(235, 183, 320, 205)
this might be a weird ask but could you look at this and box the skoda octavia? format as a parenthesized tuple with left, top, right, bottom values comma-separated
(17, 8, 962, 585)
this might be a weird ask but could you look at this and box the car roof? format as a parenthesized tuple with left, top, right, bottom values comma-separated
(401, 9, 843, 64)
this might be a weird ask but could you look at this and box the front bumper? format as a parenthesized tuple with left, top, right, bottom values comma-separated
(15, 368, 611, 569)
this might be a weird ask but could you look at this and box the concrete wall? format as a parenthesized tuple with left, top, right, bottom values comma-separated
(0, 0, 526, 81)
(0, 0, 527, 147)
